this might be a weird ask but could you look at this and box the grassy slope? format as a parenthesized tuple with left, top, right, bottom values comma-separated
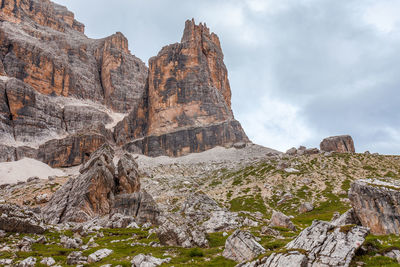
(1, 153, 400, 266)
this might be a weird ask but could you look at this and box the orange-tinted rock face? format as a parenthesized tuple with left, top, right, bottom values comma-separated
(114, 19, 249, 157)
(147, 19, 234, 136)
(0, 0, 84, 33)
(0, 0, 147, 112)
(320, 135, 355, 153)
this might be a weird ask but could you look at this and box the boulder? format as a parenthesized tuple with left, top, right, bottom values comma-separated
(67, 251, 88, 265)
(286, 147, 297, 155)
(284, 220, 368, 266)
(40, 257, 56, 266)
(250, 251, 308, 267)
(222, 230, 266, 262)
(156, 213, 209, 248)
(87, 248, 113, 263)
(320, 135, 355, 153)
(269, 211, 296, 231)
(349, 178, 400, 235)
(331, 208, 361, 226)
(18, 257, 36, 267)
(112, 191, 160, 225)
(298, 202, 314, 213)
(0, 204, 45, 234)
(131, 254, 171, 267)
(181, 192, 242, 233)
(304, 148, 319, 155)
(247, 220, 368, 267)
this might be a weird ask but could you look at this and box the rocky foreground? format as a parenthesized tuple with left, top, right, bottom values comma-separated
(1, 142, 400, 266)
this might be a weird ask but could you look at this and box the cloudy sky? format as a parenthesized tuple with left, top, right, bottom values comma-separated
(54, 0, 400, 154)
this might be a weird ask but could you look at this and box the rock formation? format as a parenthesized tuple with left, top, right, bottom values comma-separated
(223, 230, 266, 262)
(244, 220, 369, 267)
(320, 135, 355, 153)
(349, 178, 400, 235)
(0, 0, 249, 165)
(0, 204, 45, 234)
(269, 211, 296, 231)
(0, 0, 147, 111)
(42, 144, 159, 224)
(114, 19, 249, 157)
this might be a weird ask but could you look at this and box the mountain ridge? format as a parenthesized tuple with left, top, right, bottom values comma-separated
(0, 0, 248, 165)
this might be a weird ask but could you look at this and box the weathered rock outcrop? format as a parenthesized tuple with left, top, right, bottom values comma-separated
(0, 0, 147, 111)
(156, 213, 209, 248)
(42, 144, 116, 223)
(245, 220, 368, 267)
(122, 120, 248, 157)
(114, 19, 249, 157)
(223, 230, 266, 262)
(269, 211, 296, 231)
(349, 178, 400, 235)
(181, 192, 242, 233)
(320, 135, 355, 153)
(131, 254, 171, 267)
(112, 191, 160, 225)
(42, 144, 159, 224)
(0, 204, 45, 234)
(36, 133, 106, 167)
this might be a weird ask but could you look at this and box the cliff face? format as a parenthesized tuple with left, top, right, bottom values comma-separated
(0, 0, 249, 164)
(115, 19, 248, 156)
(147, 19, 233, 135)
(0, 0, 147, 112)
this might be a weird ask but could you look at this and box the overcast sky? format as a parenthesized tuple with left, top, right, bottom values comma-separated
(53, 0, 400, 155)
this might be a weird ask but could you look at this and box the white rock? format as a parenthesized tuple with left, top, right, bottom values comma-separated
(40, 257, 56, 266)
(88, 248, 113, 263)
(18, 257, 36, 267)
(131, 254, 171, 267)
(223, 230, 265, 262)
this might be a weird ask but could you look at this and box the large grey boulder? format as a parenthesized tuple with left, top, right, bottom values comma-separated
(156, 213, 209, 248)
(0, 204, 45, 234)
(284, 220, 367, 267)
(331, 208, 361, 227)
(182, 192, 242, 233)
(223, 230, 266, 262)
(112, 191, 160, 225)
(349, 178, 400, 235)
(269, 211, 296, 231)
(244, 220, 368, 267)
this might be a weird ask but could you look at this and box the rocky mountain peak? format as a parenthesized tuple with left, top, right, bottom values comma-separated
(146, 19, 234, 136)
(0, 0, 85, 33)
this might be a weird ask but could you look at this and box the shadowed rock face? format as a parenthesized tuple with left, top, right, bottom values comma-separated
(320, 135, 355, 153)
(349, 178, 400, 235)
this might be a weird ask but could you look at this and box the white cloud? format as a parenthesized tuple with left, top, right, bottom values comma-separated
(363, 0, 400, 33)
(237, 96, 312, 152)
